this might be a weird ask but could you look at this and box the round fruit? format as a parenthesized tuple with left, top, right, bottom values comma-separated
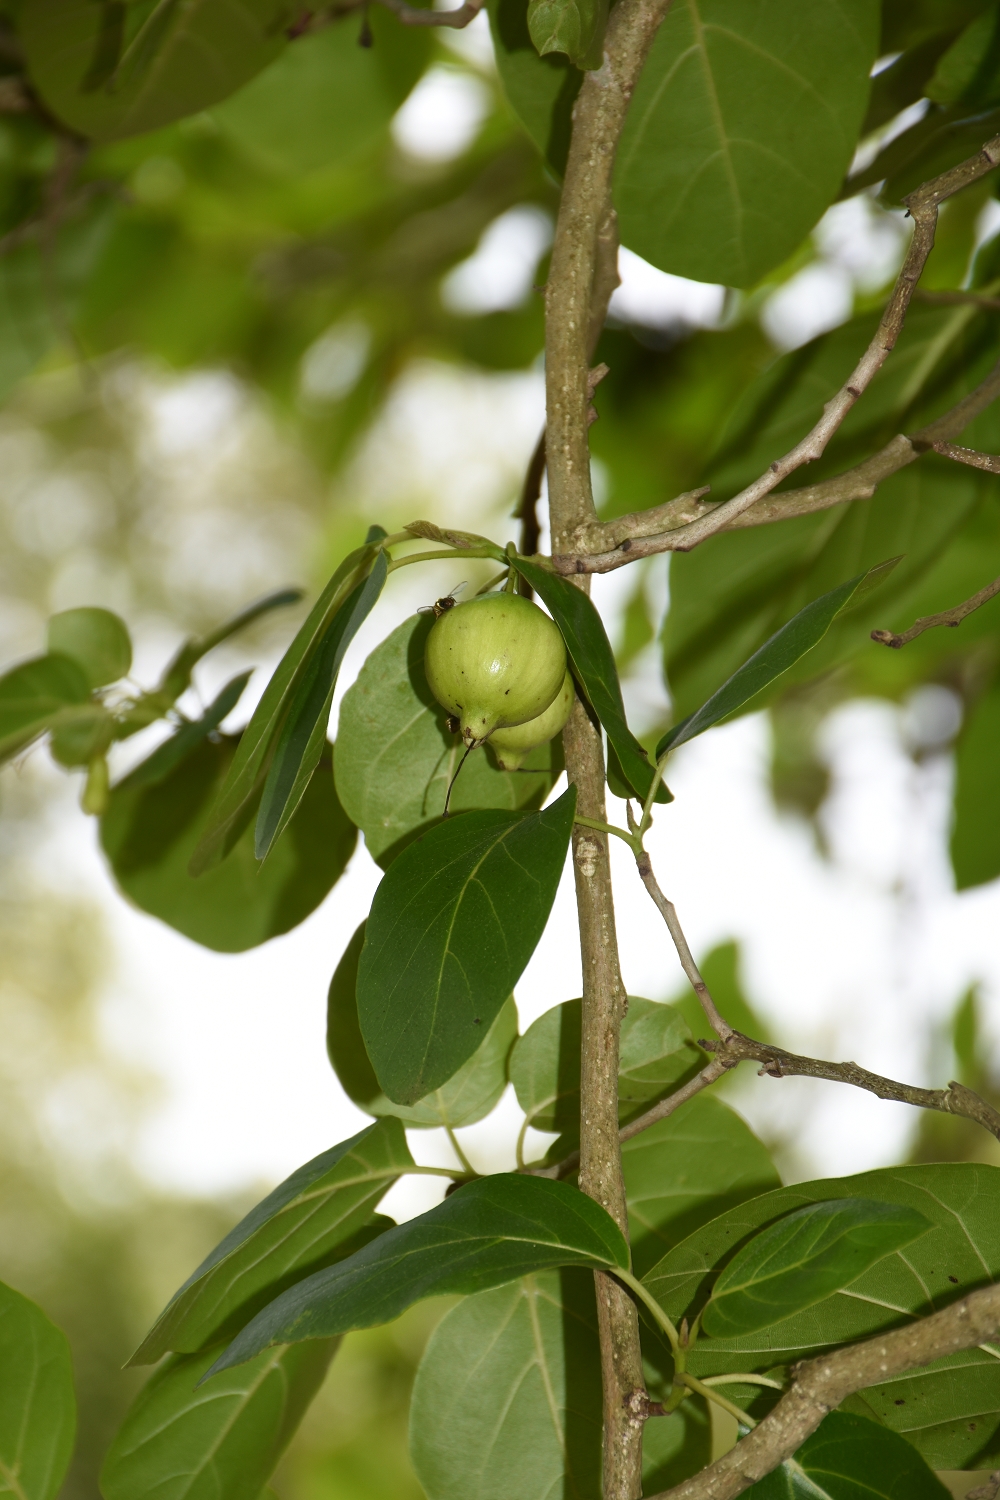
(488, 670, 575, 769)
(424, 593, 566, 746)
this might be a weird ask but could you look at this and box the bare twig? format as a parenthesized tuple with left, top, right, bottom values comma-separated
(968, 1475, 1000, 1500)
(554, 133, 1000, 573)
(634, 852, 734, 1040)
(930, 439, 1000, 473)
(516, 431, 546, 585)
(872, 573, 1000, 648)
(647, 1283, 1000, 1500)
(375, 0, 484, 26)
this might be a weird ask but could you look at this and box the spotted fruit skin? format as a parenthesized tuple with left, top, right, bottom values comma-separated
(489, 670, 574, 769)
(424, 594, 567, 745)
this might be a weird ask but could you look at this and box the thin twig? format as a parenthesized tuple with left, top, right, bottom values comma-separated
(374, 0, 483, 26)
(646, 1282, 1000, 1500)
(517, 431, 546, 591)
(553, 132, 1000, 573)
(930, 439, 1000, 473)
(872, 573, 1000, 648)
(634, 852, 734, 1039)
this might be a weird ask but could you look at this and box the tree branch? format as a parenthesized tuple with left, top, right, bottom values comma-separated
(373, 0, 485, 27)
(646, 1282, 1000, 1500)
(553, 133, 1000, 574)
(872, 572, 1000, 648)
(929, 439, 1000, 473)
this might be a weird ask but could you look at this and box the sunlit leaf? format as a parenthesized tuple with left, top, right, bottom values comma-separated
(0, 653, 91, 764)
(0, 1280, 76, 1500)
(46, 607, 131, 688)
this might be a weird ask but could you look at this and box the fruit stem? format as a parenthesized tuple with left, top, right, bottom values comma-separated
(443, 741, 476, 816)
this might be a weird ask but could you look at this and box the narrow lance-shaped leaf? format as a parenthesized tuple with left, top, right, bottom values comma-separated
(702, 1197, 931, 1340)
(205, 1175, 629, 1377)
(0, 1280, 76, 1500)
(743, 1410, 950, 1500)
(101, 1340, 337, 1500)
(190, 536, 380, 874)
(358, 788, 576, 1106)
(130, 1118, 412, 1364)
(657, 560, 901, 759)
(255, 548, 388, 859)
(513, 558, 667, 802)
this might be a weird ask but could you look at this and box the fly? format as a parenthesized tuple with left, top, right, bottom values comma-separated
(419, 581, 466, 620)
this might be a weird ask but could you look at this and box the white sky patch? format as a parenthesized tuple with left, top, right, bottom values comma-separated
(442, 205, 553, 315)
(299, 319, 371, 403)
(610, 247, 725, 329)
(761, 262, 855, 350)
(391, 65, 490, 162)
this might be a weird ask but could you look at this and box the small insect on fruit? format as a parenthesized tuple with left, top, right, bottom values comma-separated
(424, 593, 567, 747)
(419, 582, 466, 620)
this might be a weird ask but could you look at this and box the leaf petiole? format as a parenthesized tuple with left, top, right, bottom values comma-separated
(615, 1269, 681, 1354)
(387, 546, 507, 572)
(680, 1371, 757, 1428)
(574, 814, 642, 855)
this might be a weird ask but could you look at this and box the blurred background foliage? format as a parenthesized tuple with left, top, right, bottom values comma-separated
(2, 0, 1000, 1495)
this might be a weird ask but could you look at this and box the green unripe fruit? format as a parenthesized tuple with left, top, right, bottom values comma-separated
(424, 593, 567, 746)
(488, 670, 574, 769)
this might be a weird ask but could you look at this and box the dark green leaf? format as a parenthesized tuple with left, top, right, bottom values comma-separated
(641, 1163, 1000, 1468)
(623, 1093, 781, 1279)
(743, 1411, 950, 1499)
(527, 0, 607, 69)
(510, 997, 699, 1137)
(213, 11, 431, 174)
(951, 680, 1000, 889)
(614, 0, 879, 287)
(657, 562, 900, 759)
(101, 1340, 336, 1500)
(0, 653, 91, 763)
(190, 543, 375, 875)
(48, 703, 116, 769)
(0, 1280, 76, 1500)
(121, 675, 253, 788)
(46, 607, 131, 688)
(206, 1175, 629, 1375)
(328, 925, 518, 1127)
(488, 0, 579, 173)
(409, 1271, 602, 1500)
(255, 550, 388, 860)
(702, 1198, 932, 1339)
(334, 614, 561, 869)
(130, 1119, 412, 1364)
(512, 559, 666, 802)
(927, 7, 1000, 108)
(23, 0, 289, 142)
(358, 789, 576, 1106)
(101, 736, 355, 952)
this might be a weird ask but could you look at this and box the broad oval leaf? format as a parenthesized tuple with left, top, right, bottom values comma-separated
(409, 1270, 602, 1500)
(622, 1093, 781, 1279)
(0, 653, 90, 763)
(335, 614, 562, 869)
(641, 1163, 1000, 1469)
(614, 0, 879, 287)
(511, 997, 699, 1136)
(255, 550, 387, 860)
(101, 1339, 336, 1500)
(527, 0, 607, 69)
(130, 1119, 412, 1364)
(358, 788, 576, 1106)
(656, 561, 900, 758)
(512, 559, 667, 803)
(101, 734, 355, 952)
(206, 1175, 629, 1375)
(328, 923, 518, 1128)
(743, 1410, 950, 1500)
(701, 1198, 932, 1339)
(0, 1280, 75, 1500)
(46, 607, 131, 688)
(22, 0, 288, 143)
(213, 10, 431, 174)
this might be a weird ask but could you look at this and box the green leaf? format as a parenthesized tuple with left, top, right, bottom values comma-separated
(213, 10, 431, 174)
(488, 0, 579, 173)
(255, 551, 388, 860)
(357, 788, 576, 1106)
(527, 0, 607, 69)
(0, 1280, 76, 1500)
(663, 941, 773, 1046)
(190, 543, 376, 875)
(510, 997, 700, 1137)
(101, 735, 356, 952)
(122, 675, 253, 787)
(951, 680, 1000, 889)
(409, 1271, 602, 1500)
(328, 925, 518, 1127)
(46, 607, 131, 688)
(614, 0, 879, 287)
(0, 653, 91, 763)
(927, 7, 1000, 107)
(158, 589, 303, 704)
(130, 1119, 412, 1364)
(641, 1162, 1000, 1468)
(512, 559, 667, 803)
(657, 562, 900, 758)
(22, 0, 289, 143)
(622, 1093, 781, 1279)
(743, 1411, 950, 1499)
(206, 1175, 629, 1375)
(334, 614, 562, 869)
(702, 1198, 932, 1339)
(101, 1339, 336, 1500)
